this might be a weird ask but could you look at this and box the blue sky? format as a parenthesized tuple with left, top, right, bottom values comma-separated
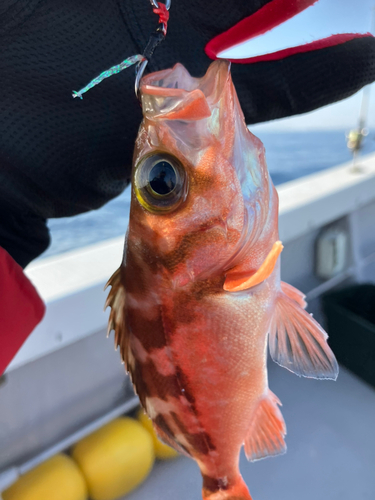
(220, 0, 375, 131)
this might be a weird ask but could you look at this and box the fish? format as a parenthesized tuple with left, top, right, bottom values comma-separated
(106, 60, 338, 500)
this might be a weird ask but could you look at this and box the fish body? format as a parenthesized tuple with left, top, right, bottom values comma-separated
(106, 61, 338, 500)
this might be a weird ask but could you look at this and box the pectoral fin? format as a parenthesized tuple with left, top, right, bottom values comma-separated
(269, 287, 339, 380)
(224, 241, 283, 292)
(280, 281, 307, 309)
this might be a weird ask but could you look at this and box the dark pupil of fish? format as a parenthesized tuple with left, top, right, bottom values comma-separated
(149, 162, 176, 195)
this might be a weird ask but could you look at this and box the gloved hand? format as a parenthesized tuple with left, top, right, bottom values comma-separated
(0, 0, 374, 269)
(0, 247, 45, 375)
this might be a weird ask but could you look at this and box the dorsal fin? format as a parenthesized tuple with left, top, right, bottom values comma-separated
(105, 267, 129, 366)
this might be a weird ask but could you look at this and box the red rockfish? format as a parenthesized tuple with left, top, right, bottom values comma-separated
(106, 60, 338, 500)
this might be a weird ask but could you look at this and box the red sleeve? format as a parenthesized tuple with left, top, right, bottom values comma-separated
(0, 246, 45, 375)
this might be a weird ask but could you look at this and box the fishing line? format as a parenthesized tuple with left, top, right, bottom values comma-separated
(72, 0, 170, 100)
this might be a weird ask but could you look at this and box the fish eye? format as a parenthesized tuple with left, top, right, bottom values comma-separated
(134, 153, 188, 213)
(149, 161, 176, 195)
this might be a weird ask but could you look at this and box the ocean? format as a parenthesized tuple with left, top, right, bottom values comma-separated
(41, 130, 375, 260)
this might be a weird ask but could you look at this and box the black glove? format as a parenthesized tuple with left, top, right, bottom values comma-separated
(1, 0, 374, 267)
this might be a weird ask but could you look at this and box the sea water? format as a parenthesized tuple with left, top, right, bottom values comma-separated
(41, 130, 375, 260)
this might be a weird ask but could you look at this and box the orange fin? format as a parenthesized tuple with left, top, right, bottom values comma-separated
(269, 288, 339, 380)
(224, 241, 283, 292)
(244, 390, 286, 462)
(104, 267, 129, 366)
(281, 281, 307, 309)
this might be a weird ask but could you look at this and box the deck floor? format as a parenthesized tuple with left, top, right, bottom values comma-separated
(124, 361, 375, 500)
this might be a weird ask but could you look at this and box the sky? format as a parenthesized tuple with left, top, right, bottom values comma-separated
(220, 0, 375, 132)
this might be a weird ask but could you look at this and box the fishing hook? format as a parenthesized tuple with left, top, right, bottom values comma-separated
(135, 0, 171, 100)
(135, 59, 148, 99)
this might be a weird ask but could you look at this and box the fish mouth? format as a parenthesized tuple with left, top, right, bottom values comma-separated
(140, 60, 231, 121)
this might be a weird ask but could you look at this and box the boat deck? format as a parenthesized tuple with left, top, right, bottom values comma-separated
(124, 361, 375, 500)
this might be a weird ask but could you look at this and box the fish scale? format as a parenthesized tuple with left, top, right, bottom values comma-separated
(106, 60, 338, 500)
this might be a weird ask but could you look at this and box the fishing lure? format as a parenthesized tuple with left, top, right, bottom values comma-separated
(72, 0, 170, 100)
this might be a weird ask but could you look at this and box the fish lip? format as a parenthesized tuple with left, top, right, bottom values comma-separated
(139, 61, 232, 122)
(140, 60, 231, 105)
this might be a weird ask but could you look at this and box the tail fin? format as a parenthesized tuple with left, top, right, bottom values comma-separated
(202, 474, 252, 500)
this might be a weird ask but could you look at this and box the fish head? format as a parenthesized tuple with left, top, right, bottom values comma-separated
(128, 60, 274, 286)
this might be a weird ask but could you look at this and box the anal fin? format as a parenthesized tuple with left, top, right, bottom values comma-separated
(269, 287, 339, 380)
(244, 390, 286, 462)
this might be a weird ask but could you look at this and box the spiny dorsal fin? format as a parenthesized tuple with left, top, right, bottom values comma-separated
(105, 267, 129, 366)
(269, 287, 339, 380)
(244, 390, 286, 462)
